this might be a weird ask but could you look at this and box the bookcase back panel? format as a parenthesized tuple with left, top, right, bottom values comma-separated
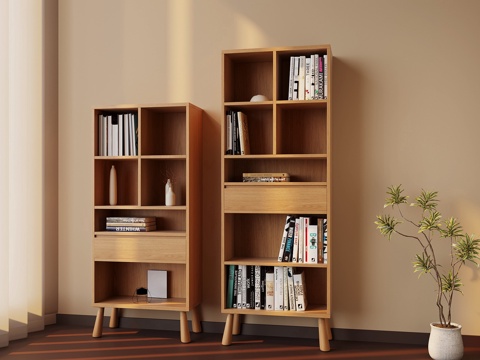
(224, 158, 327, 182)
(95, 159, 138, 206)
(224, 185, 327, 214)
(303, 267, 328, 307)
(231, 214, 288, 259)
(276, 107, 327, 155)
(141, 109, 186, 155)
(224, 51, 274, 102)
(94, 236, 186, 263)
(140, 159, 186, 206)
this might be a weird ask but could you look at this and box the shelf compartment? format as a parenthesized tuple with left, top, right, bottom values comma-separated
(275, 46, 330, 101)
(223, 157, 327, 183)
(94, 208, 186, 232)
(93, 262, 187, 305)
(276, 103, 327, 155)
(94, 236, 186, 263)
(140, 106, 187, 156)
(224, 105, 273, 155)
(140, 159, 186, 206)
(224, 184, 327, 213)
(222, 266, 327, 315)
(94, 159, 138, 206)
(223, 214, 326, 260)
(223, 50, 274, 102)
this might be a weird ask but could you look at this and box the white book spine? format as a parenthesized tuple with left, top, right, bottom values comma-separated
(305, 56, 311, 100)
(118, 114, 123, 156)
(288, 56, 294, 100)
(323, 54, 328, 99)
(298, 217, 304, 263)
(112, 122, 119, 156)
(303, 217, 310, 263)
(298, 56, 306, 100)
(107, 115, 113, 156)
(293, 56, 299, 100)
(226, 112, 232, 154)
(283, 267, 289, 311)
(236, 265, 243, 309)
(274, 266, 284, 310)
(124, 114, 130, 156)
(241, 264, 247, 309)
(293, 271, 307, 311)
(265, 271, 275, 310)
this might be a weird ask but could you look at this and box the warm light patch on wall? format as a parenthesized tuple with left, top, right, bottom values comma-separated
(167, 0, 193, 100)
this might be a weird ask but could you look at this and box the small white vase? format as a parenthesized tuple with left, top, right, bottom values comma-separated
(109, 165, 117, 205)
(428, 323, 463, 360)
(165, 179, 176, 206)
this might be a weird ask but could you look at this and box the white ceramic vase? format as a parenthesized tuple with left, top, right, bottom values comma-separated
(165, 179, 176, 206)
(428, 323, 463, 360)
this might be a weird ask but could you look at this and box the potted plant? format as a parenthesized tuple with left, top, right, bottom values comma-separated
(375, 185, 480, 360)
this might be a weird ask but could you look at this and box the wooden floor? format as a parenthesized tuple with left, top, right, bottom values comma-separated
(0, 324, 479, 359)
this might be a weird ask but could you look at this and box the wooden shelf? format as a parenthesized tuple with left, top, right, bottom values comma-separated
(92, 103, 203, 343)
(221, 45, 332, 351)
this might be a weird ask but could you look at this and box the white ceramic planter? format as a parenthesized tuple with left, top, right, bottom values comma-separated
(428, 323, 463, 360)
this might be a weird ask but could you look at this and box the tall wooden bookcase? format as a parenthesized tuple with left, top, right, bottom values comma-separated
(220, 45, 333, 351)
(92, 103, 203, 343)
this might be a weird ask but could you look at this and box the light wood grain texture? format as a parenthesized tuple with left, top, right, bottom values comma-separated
(221, 45, 332, 351)
(92, 103, 203, 343)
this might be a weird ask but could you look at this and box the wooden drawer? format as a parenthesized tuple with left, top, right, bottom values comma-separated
(224, 184, 327, 213)
(94, 236, 186, 263)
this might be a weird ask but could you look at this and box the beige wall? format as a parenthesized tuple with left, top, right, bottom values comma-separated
(57, 0, 480, 335)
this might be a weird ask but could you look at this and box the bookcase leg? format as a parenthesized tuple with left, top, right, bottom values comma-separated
(222, 314, 234, 346)
(326, 318, 333, 340)
(191, 306, 202, 333)
(232, 313, 241, 335)
(92, 308, 104, 338)
(180, 311, 191, 344)
(318, 318, 331, 351)
(109, 308, 119, 328)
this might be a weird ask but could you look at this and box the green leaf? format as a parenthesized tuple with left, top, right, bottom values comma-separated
(375, 214, 401, 240)
(412, 190, 439, 212)
(441, 271, 463, 294)
(453, 233, 480, 264)
(384, 185, 408, 208)
(418, 210, 442, 233)
(413, 253, 434, 277)
(440, 217, 463, 239)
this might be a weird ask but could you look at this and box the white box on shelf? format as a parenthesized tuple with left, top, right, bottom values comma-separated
(147, 270, 167, 298)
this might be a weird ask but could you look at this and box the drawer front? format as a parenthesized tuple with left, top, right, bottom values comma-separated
(94, 236, 186, 263)
(224, 185, 327, 213)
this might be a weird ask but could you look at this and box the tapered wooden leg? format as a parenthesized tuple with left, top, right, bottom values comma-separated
(191, 306, 202, 333)
(222, 314, 234, 346)
(232, 313, 241, 335)
(180, 311, 191, 343)
(92, 308, 104, 338)
(318, 318, 331, 351)
(326, 318, 332, 340)
(109, 308, 119, 328)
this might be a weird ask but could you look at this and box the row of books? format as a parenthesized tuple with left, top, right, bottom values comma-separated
(225, 110, 250, 155)
(288, 54, 328, 101)
(105, 216, 156, 232)
(278, 215, 327, 264)
(226, 265, 307, 312)
(242, 172, 290, 182)
(98, 113, 138, 156)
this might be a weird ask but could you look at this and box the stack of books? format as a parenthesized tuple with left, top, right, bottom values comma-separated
(226, 265, 307, 312)
(106, 217, 156, 232)
(242, 172, 290, 182)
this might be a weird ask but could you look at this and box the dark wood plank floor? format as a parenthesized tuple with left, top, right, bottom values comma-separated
(0, 324, 479, 359)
